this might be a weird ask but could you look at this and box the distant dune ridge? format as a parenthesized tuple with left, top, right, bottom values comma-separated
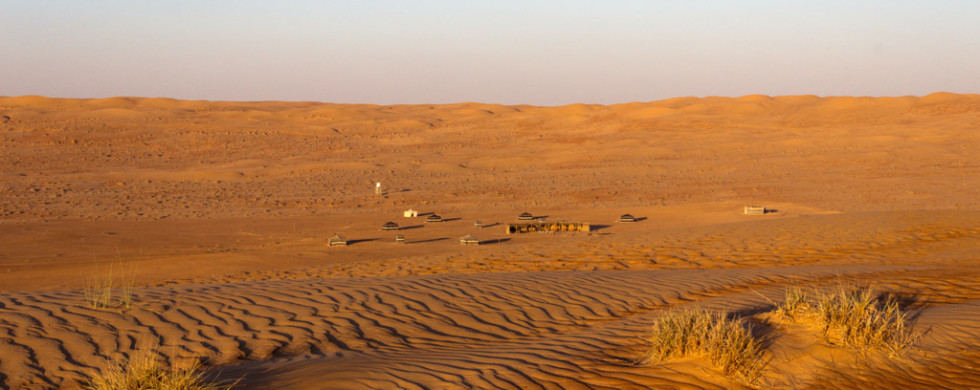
(0, 94, 978, 389)
(1, 93, 978, 223)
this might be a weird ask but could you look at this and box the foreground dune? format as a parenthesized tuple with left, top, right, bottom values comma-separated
(2, 249, 979, 388)
(0, 94, 978, 389)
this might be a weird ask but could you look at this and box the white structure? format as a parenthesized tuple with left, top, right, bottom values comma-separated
(459, 234, 480, 245)
(375, 182, 382, 195)
(328, 234, 348, 247)
(744, 206, 766, 215)
(403, 209, 418, 218)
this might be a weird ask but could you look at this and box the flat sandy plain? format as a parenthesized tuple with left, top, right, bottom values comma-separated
(0, 94, 978, 389)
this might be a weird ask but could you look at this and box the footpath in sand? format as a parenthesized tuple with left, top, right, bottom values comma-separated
(0, 94, 979, 389)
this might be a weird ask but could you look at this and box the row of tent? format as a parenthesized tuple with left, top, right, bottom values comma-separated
(328, 211, 640, 247)
(328, 233, 479, 246)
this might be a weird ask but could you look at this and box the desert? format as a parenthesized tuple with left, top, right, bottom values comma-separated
(1, 93, 979, 389)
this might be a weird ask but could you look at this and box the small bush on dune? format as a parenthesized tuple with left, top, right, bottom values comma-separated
(647, 285, 918, 386)
(85, 352, 233, 390)
(776, 285, 810, 319)
(815, 286, 916, 353)
(647, 309, 766, 382)
(775, 285, 917, 354)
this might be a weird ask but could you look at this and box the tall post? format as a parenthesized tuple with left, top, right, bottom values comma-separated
(375, 182, 382, 195)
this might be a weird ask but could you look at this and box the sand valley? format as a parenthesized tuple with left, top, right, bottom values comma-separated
(1, 94, 978, 389)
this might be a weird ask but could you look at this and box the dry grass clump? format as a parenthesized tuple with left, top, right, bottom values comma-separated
(84, 261, 139, 310)
(776, 285, 810, 319)
(775, 285, 917, 354)
(647, 308, 766, 382)
(84, 269, 115, 310)
(85, 352, 233, 390)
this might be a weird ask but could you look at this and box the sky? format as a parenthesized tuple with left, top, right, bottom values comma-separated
(2, 0, 979, 105)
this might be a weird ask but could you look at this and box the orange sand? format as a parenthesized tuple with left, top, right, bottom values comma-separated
(0, 94, 978, 389)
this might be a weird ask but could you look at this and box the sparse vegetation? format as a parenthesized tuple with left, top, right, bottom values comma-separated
(84, 261, 139, 310)
(84, 265, 115, 309)
(776, 285, 809, 319)
(85, 352, 233, 390)
(118, 261, 139, 310)
(646, 285, 920, 386)
(647, 308, 766, 383)
(774, 284, 917, 354)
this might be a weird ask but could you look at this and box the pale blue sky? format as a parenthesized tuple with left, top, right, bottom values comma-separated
(2, 1, 978, 105)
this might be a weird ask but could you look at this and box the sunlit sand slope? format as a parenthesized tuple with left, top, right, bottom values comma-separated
(2, 94, 979, 389)
(2, 263, 978, 389)
(2, 94, 978, 222)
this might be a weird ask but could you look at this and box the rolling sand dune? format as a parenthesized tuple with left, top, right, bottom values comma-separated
(1, 94, 979, 389)
(2, 263, 979, 389)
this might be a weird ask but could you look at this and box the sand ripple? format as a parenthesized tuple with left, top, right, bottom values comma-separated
(2, 264, 979, 389)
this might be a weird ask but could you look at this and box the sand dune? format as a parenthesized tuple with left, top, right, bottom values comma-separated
(1, 94, 979, 388)
(2, 263, 978, 389)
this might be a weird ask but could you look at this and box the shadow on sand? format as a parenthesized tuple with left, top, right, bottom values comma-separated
(479, 238, 511, 245)
(409, 237, 449, 244)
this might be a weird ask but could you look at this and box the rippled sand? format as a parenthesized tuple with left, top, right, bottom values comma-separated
(1, 94, 978, 389)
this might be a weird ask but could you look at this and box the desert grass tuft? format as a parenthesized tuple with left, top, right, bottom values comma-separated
(83, 261, 139, 310)
(85, 352, 233, 390)
(84, 265, 115, 309)
(647, 308, 766, 382)
(775, 285, 917, 354)
(776, 285, 811, 319)
(118, 260, 139, 309)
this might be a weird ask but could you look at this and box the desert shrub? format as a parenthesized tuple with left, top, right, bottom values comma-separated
(648, 309, 765, 382)
(775, 285, 810, 319)
(814, 286, 916, 353)
(776, 285, 917, 354)
(85, 352, 232, 390)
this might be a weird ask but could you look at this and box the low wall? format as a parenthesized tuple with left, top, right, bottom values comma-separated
(505, 222, 590, 234)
